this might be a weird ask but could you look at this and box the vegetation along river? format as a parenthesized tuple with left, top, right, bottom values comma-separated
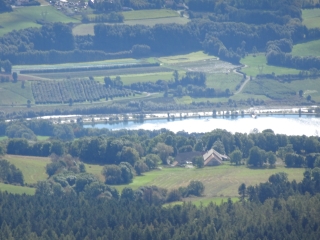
(84, 115, 320, 136)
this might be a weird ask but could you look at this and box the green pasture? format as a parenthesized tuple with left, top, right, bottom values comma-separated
(95, 71, 185, 85)
(243, 77, 320, 102)
(0, 6, 79, 36)
(114, 164, 304, 198)
(5, 154, 50, 184)
(122, 9, 179, 20)
(159, 51, 217, 64)
(0, 81, 34, 105)
(240, 55, 299, 76)
(0, 182, 35, 195)
(302, 8, 320, 28)
(206, 73, 243, 91)
(292, 39, 320, 57)
(73, 16, 188, 35)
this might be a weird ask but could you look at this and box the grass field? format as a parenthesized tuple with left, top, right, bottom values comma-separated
(114, 164, 305, 198)
(292, 39, 320, 57)
(0, 6, 79, 36)
(95, 71, 185, 85)
(122, 9, 179, 20)
(240, 55, 300, 76)
(73, 17, 189, 35)
(243, 77, 320, 102)
(85, 164, 104, 182)
(0, 182, 35, 195)
(206, 73, 243, 91)
(302, 8, 320, 28)
(159, 51, 217, 64)
(0, 81, 34, 105)
(5, 155, 49, 184)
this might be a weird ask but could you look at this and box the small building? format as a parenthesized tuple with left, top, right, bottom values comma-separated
(203, 149, 228, 166)
(173, 149, 228, 167)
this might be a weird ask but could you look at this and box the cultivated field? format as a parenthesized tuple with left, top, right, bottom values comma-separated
(206, 73, 244, 91)
(240, 54, 300, 76)
(159, 51, 218, 64)
(0, 6, 79, 36)
(302, 8, 320, 28)
(292, 39, 320, 57)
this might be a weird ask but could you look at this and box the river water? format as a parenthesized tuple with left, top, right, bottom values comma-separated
(84, 115, 320, 136)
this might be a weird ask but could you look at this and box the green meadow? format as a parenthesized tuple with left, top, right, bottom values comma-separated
(0, 6, 79, 36)
(0, 81, 34, 105)
(292, 39, 320, 57)
(5, 155, 49, 184)
(122, 9, 179, 20)
(0, 182, 35, 195)
(240, 54, 300, 77)
(302, 8, 320, 28)
(114, 164, 304, 198)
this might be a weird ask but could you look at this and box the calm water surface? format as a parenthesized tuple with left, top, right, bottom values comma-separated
(84, 115, 320, 136)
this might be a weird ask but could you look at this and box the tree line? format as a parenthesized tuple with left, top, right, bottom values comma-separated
(0, 170, 320, 239)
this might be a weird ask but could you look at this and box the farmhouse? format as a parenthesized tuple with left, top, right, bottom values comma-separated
(173, 149, 228, 167)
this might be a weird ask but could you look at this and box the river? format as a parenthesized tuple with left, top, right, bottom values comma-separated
(84, 115, 320, 136)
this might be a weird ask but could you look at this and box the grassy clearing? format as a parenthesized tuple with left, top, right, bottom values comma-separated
(73, 17, 189, 35)
(159, 51, 217, 64)
(302, 8, 320, 28)
(114, 164, 304, 198)
(85, 164, 104, 182)
(292, 39, 320, 57)
(0, 81, 34, 105)
(240, 54, 299, 76)
(36, 136, 51, 141)
(5, 155, 49, 184)
(0, 6, 79, 36)
(0, 136, 8, 141)
(0, 182, 35, 195)
(122, 9, 179, 20)
(243, 77, 320, 102)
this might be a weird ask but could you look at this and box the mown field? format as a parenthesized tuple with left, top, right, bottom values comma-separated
(240, 54, 300, 76)
(0, 6, 79, 36)
(302, 8, 320, 28)
(292, 39, 320, 57)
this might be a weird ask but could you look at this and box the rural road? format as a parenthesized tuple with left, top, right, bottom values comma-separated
(233, 65, 251, 95)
